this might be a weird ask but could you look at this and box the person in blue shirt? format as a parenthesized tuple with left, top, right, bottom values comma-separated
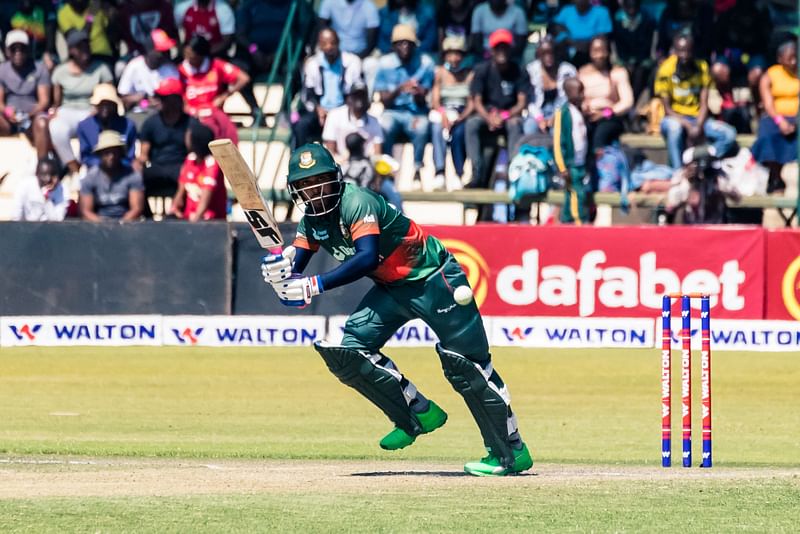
(377, 0, 437, 55)
(294, 28, 363, 148)
(77, 84, 137, 169)
(552, 0, 612, 67)
(374, 24, 435, 183)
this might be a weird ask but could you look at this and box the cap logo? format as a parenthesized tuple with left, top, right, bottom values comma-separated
(298, 151, 316, 169)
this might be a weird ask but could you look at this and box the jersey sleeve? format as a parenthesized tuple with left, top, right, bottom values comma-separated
(215, 59, 241, 85)
(293, 218, 320, 251)
(199, 158, 220, 190)
(341, 187, 382, 240)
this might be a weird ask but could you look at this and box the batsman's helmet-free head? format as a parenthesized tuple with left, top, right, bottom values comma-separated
(287, 143, 343, 216)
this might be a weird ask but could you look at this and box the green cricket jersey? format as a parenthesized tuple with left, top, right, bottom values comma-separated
(293, 183, 447, 285)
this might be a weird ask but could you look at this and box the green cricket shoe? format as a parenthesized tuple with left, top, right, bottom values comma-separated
(379, 401, 448, 450)
(464, 443, 533, 476)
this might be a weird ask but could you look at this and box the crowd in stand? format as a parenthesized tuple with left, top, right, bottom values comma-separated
(2, 0, 798, 225)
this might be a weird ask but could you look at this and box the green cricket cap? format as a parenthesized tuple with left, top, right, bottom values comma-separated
(287, 143, 339, 183)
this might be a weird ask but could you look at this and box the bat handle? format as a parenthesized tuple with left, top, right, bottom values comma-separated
(267, 247, 283, 255)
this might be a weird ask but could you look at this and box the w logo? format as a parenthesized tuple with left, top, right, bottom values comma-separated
(10, 324, 42, 341)
(172, 327, 204, 345)
(502, 327, 534, 341)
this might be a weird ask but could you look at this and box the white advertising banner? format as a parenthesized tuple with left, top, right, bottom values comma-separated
(161, 316, 326, 346)
(0, 316, 162, 347)
(658, 318, 800, 352)
(491, 316, 655, 348)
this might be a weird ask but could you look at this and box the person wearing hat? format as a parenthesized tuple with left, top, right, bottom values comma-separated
(9, 0, 58, 69)
(49, 29, 113, 175)
(118, 29, 181, 120)
(430, 35, 474, 189)
(77, 84, 137, 169)
(79, 130, 144, 221)
(374, 24, 435, 183)
(377, 0, 437, 55)
(464, 28, 528, 190)
(261, 142, 532, 476)
(470, 0, 527, 58)
(138, 78, 199, 205)
(0, 29, 53, 161)
(295, 28, 363, 148)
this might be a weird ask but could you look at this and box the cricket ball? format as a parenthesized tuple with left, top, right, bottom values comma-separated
(453, 285, 474, 306)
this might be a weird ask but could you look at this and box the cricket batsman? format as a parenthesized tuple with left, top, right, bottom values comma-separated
(261, 143, 532, 476)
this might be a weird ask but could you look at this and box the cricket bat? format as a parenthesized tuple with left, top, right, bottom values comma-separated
(208, 139, 283, 253)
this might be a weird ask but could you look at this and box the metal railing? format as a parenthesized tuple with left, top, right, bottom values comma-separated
(247, 0, 315, 184)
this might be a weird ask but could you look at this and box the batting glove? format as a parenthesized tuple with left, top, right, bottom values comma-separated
(261, 245, 296, 285)
(275, 275, 323, 307)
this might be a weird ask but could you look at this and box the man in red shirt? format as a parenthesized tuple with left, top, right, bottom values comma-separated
(170, 121, 227, 221)
(175, 0, 235, 57)
(177, 34, 249, 114)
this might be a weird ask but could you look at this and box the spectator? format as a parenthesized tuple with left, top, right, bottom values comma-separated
(10, 0, 58, 70)
(552, 0, 612, 67)
(612, 0, 656, 101)
(437, 0, 476, 45)
(656, 0, 714, 61)
(374, 24, 435, 183)
(117, 0, 179, 58)
(752, 40, 798, 194)
(465, 29, 527, 188)
(234, 0, 312, 118)
(666, 145, 740, 224)
(322, 82, 383, 160)
(340, 133, 405, 209)
(174, 0, 236, 57)
(655, 34, 737, 169)
(553, 77, 589, 224)
(318, 0, 379, 59)
(138, 78, 198, 201)
(340, 133, 377, 187)
(79, 130, 144, 221)
(178, 35, 250, 115)
(578, 36, 633, 150)
(470, 0, 527, 59)
(57, 0, 116, 69)
(377, 0, 437, 55)
(710, 0, 772, 132)
(117, 29, 180, 127)
(170, 122, 227, 221)
(49, 30, 113, 175)
(524, 35, 576, 136)
(0, 30, 52, 161)
(11, 158, 71, 221)
(77, 84, 137, 169)
(430, 36, 473, 189)
(295, 28, 363, 148)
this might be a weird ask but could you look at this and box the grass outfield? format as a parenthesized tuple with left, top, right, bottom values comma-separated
(1, 346, 798, 532)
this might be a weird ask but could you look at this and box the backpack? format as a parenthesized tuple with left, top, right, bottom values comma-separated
(508, 144, 555, 201)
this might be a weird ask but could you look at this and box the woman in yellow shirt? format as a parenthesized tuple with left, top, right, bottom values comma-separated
(57, 0, 114, 69)
(752, 39, 799, 193)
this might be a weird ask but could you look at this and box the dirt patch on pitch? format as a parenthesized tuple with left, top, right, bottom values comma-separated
(1, 457, 798, 498)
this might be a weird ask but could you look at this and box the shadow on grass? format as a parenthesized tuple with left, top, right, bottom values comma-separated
(350, 471, 537, 477)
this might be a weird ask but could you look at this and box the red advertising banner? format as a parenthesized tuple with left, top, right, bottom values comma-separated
(766, 230, 800, 320)
(427, 225, 765, 319)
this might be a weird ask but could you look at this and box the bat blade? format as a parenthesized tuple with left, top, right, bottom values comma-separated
(208, 139, 283, 251)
